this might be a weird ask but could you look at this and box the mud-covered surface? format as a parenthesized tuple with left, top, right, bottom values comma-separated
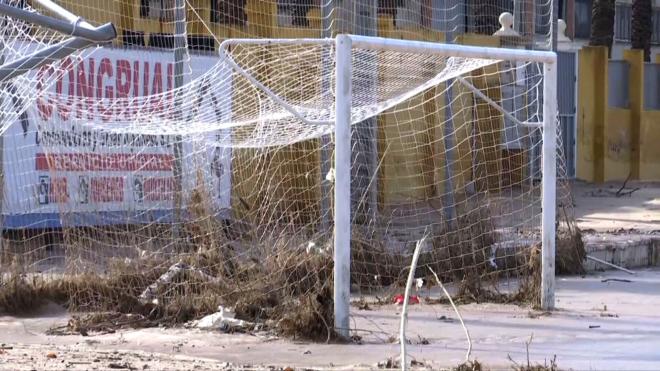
(0, 343, 257, 371)
(2, 269, 660, 370)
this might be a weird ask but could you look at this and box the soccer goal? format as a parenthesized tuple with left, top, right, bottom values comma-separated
(332, 35, 557, 337)
(218, 35, 559, 337)
(0, 1, 566, 341)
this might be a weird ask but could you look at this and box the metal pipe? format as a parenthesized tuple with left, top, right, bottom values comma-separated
(319, 0, 334, 234)
(353, 0, 378, 227)
(0, 3, 116, 42)
(222, 54, 332, 126)
(220, 38, 334, 47)
(348, 34, 557, 64)
(219, 35, 556, 64)
(172, 0, 185, 237)
(0, 36, 96, 82)
(541, 57, 558, 311)
(33, 0, 91, 26)
(457, 76, 542, 127)
(334, 34, 352, 340)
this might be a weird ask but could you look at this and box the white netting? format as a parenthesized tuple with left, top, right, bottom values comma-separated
(0, 0, 580, 341)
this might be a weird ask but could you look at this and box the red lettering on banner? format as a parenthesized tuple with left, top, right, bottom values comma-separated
(37, 65, 54, 121)
(116, 59, 131, 120)
(167, 63, 173, 91)
(143, 61, 150, 97)
(35, 153, 174, 171)
(75, 58, 95, 120)
(150, 63, 163, 114)
(55, 58, 75, 121)
(97, 58, 114, 121)
(91, 177, 124, 203)
(130, 60, 141, 118)
(164, 63, 174, 114)
(152, 63, 163, 96)
(144, 177, 174, 201)
(34, 53, 188, 122)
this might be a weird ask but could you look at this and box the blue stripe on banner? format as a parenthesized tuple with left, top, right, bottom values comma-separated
(1, 209, 231, 229)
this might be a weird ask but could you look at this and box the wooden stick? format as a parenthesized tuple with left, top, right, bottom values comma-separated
(428, 266, 472, 363)
(400, 234, 427, 371)
(139, 262, 222, 304)
(586, 255, 636, 275)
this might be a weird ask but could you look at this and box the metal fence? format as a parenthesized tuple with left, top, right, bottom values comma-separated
(558, 51, 576, 178)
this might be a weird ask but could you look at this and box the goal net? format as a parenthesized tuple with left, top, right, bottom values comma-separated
(0, 0, 578, 341)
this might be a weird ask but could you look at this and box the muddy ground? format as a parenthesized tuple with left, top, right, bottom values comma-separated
(2, 268, 660, 370)
(1, 182, 659, 370)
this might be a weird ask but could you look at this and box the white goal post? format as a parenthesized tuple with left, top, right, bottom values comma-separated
(333, 35, 557, 338)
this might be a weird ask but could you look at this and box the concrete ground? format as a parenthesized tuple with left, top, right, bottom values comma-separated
(572, 180, 660, 233)
(1, 268, 660, 370)
(572, 181, 660, 271)
(1, 181, 659, 370)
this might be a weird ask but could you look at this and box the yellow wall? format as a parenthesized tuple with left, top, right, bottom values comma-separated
(577, 47, 608, 182)
(377, 19, 445, 206)
(623, 50, 643, 179)
(603, 108, 633, 180)
(456, 35, 512, 192)
(640, 111, 660, 179)
(578, 46, 660, 182)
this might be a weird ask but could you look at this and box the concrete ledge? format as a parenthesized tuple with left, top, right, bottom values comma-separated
(583, 233, 660, 271)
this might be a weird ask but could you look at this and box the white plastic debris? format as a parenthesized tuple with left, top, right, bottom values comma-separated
(489, 246, 498, 269)
(196, 306, 250, 331)
(306, 241, 331, 255)
(325, 168, 335, 183)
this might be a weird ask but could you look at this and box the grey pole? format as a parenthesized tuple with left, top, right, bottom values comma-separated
(552, 0, 558, 51)
(172, 0, 186, 235)
(319, 0, 333, 235)
(0, 42, 5, 263)
(0, 3, 116, 42)
(0, 36, 101, 83)
(352, 0, 378, 226)
(0, 3, 117, 83)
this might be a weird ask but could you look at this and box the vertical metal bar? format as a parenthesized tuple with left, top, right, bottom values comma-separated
(541, 58, 557, 311)
(334, 34, 352, 339)
(353, 0, 377, 226)
(0, 42, 5, 261)
(319, 0, 333, 234)
(442, 11, 458, 226)
(572, 51, 578, 177)
(442, 81, 457, 225)
(173, 0, 185, 232)
(552, 0, 558, 52)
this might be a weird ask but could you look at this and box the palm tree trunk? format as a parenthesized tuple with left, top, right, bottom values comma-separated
(632, 0, 653, 62)
(589, 0, 616, 57)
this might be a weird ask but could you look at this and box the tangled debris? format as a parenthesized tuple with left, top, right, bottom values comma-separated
(1, 231, 337, 341)
(0, 184, 586, 340)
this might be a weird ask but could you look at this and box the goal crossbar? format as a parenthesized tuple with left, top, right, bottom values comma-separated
(348, 34, 556, 63)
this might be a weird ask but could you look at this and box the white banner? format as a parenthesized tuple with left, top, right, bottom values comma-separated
(2, 47, 232, 228)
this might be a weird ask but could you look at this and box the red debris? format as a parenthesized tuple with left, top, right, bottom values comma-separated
(393, 294, 420, 305)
